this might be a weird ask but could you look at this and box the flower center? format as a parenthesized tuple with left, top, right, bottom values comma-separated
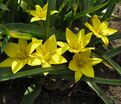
(38, 11, 47, 18)
(17, 46, 28, 59)
(77, 61, 84, 67)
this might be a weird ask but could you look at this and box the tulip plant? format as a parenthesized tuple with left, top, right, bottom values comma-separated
(0, 0, 120, 104)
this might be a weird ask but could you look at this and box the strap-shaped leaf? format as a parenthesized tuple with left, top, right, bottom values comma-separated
(72, 1, 109, 21)
(87, 81, 113, 104)
(2, 23, 65, 41)
(103, 46, 121, 58)
(0, 3, 9, 11)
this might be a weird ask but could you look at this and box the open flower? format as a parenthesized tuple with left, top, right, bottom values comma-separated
(33, 35, 67, 68)
(0, 38, 42, 73)
(57, 28, 93, 53)
(85, 15, 118, 46)
(69, 50, 102, 82)
(29, 3, 58, 22)
(29, 3, 48, 22)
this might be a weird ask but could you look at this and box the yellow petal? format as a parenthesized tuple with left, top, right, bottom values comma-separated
(57, 41, 66, 47)
(50, 53, 67, 64)
(92, 15, 101, 30)
(29, 10, 37, 17)
(80, 47, 94, 52)
(30, 17, 41, 22)
(0, 58, 16, 67)
(4, 43, 19, 58)
(56, 47, 67, 55)
(78, 50, 91, 60)
(69, 60, 80, 71)
(27, 57, 41, 66)
(43, 3, 48, 11)
(27, 38, 42, 55)
(77, 29, 85, 48)
(77, 29, 92, 48)
(42, 62, 51, 68)
(57, 41, 69, 54)
(84, 32, 92, 47)
(81, 64, 94, 78)
(68, 48, 79, 53)
(85, 22, 101, 38)
(91, 58, 102, 66)
(75, 71, 82, 82)
(35, 44, 46, 57)
(12, 60, 26, 73)
(44, 35, 57, 54)
(66, 28, 77, 49)
(102, 28, 117, 36)
(101, 36, 109, 46)
(98, 22, 108, 33)
(85, 22, 96, 34)
(36, 5, 42, 12)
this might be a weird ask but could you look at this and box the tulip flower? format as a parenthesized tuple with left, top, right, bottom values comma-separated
(69, 50, 102, 82)
(0, 38, 42, 73)
(33, 35, 67, 68)
(85, 15, 117, 46)
(29, 3, 58, 22)
(57, 28, 93, 53)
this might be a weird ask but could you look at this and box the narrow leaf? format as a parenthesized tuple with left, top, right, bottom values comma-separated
(87, 81, 113, 104)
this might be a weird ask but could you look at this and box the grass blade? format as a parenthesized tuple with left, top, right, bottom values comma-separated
(103, 46, 121, 58)
(72, 1, 109, 21)
(103, 57, 121, 75)
(82, 77, 121, 85)
(0, 23, 65, 40)
(87, 81, 113, 104)
(0, 3, 9, 11)
(102, 0, 118, 20)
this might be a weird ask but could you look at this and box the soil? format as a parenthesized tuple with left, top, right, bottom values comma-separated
(0, 2, 121, 104)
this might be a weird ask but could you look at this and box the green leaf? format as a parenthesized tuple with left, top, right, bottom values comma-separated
(0, 3, 9, 11)
(103, 46, 121, 58)
(102, 0, 118, 20)
(87, 81, 113, 104)
(103, 57, 121, 75)
(72, 1, 109, 21)
(0, 66, 121, 86)
(21, 85, 42, 104)
(0, 67, 72, 82)
(58, 0, 68, 12)
(2, 23, 65, 40)
(82, 77, 121, 85)
(3, 0, 18, 22)
(63, 11, 73, 21)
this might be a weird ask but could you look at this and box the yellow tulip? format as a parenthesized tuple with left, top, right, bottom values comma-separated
(29, 3, 58, 22)
(57, 28, 93, 53)
(33, 35, 67, 68)
(29, 3, 48, 22)
(69, 50, 102, 82)
(85, 15, 118, 46)
(0, 38, 42, 73)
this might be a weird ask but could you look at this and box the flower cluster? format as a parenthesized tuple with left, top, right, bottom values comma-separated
(0, 3, 118, 83)
(0, 35, 67, 73)
(58, 28, 102, 82)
